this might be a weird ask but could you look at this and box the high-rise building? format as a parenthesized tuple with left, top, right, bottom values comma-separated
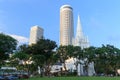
(60, 5, 74, 46)
(74, 15, 89, 48)
(29, 25, 44, 45)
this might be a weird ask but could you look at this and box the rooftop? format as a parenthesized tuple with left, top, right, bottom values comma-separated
(60, 4, 72, 10)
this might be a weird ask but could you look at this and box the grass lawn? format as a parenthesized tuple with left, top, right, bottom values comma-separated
(21, 76, 120, 80)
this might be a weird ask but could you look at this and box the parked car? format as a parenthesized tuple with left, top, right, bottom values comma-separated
(4, 75, 19, 80)
(0, 67, 29, 79)
(0, 75, 5, 80)
(17, 71, 29, 79)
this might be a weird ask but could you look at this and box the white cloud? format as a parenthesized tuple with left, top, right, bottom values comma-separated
(9, 34, 29, 44)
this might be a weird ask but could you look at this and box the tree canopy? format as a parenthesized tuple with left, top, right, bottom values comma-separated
(0, 33, 17, 60)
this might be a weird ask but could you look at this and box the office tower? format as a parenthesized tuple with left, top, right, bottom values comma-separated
(60, 5, 74, 46)
(74, 15, 89, 49)
(29, 25, 44, 45)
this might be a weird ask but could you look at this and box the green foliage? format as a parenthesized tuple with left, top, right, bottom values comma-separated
(27, 39, 57, 75)
(93, 44, 120, 75)
(17, 44, 29, 53)
(57, 45, 68, 63)
(0, 33, 17, 61)
(29, 39, 57, 62)
(73, 46, 83, 59)
(32, 55, 45, 67)
(84, 46, 96, 62)
(29, 39, 57, 55)
(12, 52, 29, 60)
(66, 45, 75, 58)
(0, 33, 17, 53)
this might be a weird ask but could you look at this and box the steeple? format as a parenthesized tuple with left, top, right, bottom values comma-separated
(74, 15, 90, 48)
(76, 15, 83, 38)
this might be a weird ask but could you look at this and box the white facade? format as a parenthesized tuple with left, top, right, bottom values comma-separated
(87, 62, 96, 76)
(29, 25, 44, 45)
(74, 15, 94, 76)
(60, 5, 74, 46)
(74, 15, 89, 49)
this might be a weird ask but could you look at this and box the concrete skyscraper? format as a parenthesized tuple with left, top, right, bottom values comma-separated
(74, 15, 89, 48)
(60, 5, 74, 46)
(29, 25, 44, 45)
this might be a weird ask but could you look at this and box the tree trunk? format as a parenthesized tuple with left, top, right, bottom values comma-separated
(63, 62, 67, 71)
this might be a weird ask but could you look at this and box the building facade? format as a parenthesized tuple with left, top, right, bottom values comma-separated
(29, 25, 44, 45)
(60, 5, 74, 46)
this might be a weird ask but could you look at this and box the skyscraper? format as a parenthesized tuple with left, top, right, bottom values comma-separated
(29, 25, 44, 45)
(60, 5, 74, 46)
(74, 15, 89, 48)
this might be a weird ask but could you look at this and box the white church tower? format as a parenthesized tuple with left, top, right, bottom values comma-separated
(74, 15, 89, 49)
(74, 15, 96, 76)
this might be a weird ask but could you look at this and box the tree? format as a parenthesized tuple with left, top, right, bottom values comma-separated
(17, 44, 29, 53)
(12, 52, 29, 61)
(66, 45, 75, 58)
(73, 46, 83, 74)
(57, 45, 68, 71)
(84, 46, 96, 62)
(28, 39, 57, 76)
(94, 44, 120, 75)
(0, 33, 17, 66)
(103, 45, 120, 75)
(32, 54, 45, 76)
(10, 52, 29, 70)
(0, 33, 17, 53)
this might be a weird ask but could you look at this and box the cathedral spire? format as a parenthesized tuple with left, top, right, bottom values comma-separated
(75, 15, 90, 48)
(76, 15, 83, 38)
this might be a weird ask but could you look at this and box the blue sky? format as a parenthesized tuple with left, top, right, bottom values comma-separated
(0, 0, 120, 48)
